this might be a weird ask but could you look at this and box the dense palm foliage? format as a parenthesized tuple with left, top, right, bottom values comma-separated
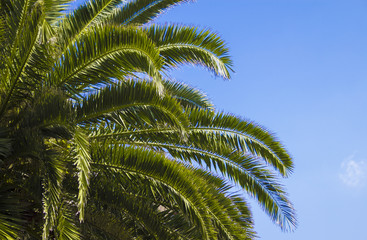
(0, 0, 296, 239)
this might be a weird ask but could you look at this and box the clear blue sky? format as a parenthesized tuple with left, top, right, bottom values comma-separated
(72, 1, 367, 239)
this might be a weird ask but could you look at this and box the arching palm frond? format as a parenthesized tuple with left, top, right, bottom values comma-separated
(90, 100, 296, 231)
(161, 79, 214, 110)
(42, 150, 66, 239)
(146, 25, 233, 79)
(185, 107, 294, 176)
(88, 144, 256, 239)
(76, 80, 189, 131)
(103, 0, 192, 26)
(55, 0, 122, 48)
(50, 25, 163, 96)
(0, 0, 44, 118)
(41, 0, 73, 25)
(55, 201, 81, 240)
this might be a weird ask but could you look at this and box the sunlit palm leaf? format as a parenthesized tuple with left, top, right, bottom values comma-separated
(104, 0, 192, 26)
(73, 127, 91, 222)
(50, 25, 162, 95)
(77, 80, 189, 133)
(146, 25, 233, 79)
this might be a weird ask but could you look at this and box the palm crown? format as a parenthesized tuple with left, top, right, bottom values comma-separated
(0, 0, 296, 239)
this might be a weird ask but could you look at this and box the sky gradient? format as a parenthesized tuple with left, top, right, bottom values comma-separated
(71, 1, 367, 239)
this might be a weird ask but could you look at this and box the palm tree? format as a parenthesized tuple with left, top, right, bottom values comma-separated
(0, 0, 296, 239)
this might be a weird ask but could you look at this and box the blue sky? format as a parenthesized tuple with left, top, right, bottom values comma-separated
(156, 1, 367, 239)
(72, 1, 367, 239)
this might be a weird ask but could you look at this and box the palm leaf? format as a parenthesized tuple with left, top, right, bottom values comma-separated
(161, 79, 214, 110)
(0, 185, 25, 240)
(42, 150, 66, 239)
(49, 25, 162, 95)
(56, 201, 81, 240)
(55, 0, 122, 48)
(73, 127, 91, 222)
(77, 80, 189, 133)
(0, 1, 43, 118)
(92, 144, 217, 239)
(90, 106, 296, 231)
(104, 0, 192, 26)
(146, 25, 233, 79)
(42, 0, 73, 25)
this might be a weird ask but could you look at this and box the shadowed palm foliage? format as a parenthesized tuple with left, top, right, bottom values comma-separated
(0, 0, 296, 239)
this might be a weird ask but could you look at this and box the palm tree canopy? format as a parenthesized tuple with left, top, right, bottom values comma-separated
(0, 0, 296, 239)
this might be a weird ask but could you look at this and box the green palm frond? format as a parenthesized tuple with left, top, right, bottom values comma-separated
(88, 168, 202, 239)
(90, 143, 263, 239)
(77, 80, 189, 132)
(92, 145, 216, 239)
(42, 151, 66, 239)
(90, 185, 179, 239)
(95, 133, 295, 232)
(146, 25, 233, 79)
(161, 79, 214, 110)
(90, 105, 296, 231)
(56, 201, 81, 240)
(26, 88, 75, 131)
(0, 185, 24, 240)
(50, 25, 162, 95)
(42, 0, 73, 25)
(0, 15, 5, 47)
(0, 1, 43, 118)
(89, 106, 293, 176)
(186, 107, 294, 176)
(73, 127, 91, 222)
(82, 205, 134, 239)
(104, 0, 192, 26)
(56, 0, 122, 48)
(0, 0, 37, 50)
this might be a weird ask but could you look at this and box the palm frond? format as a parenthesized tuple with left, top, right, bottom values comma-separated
(1, 0, 38, 53)
(56, 201, 81, 240)
(146, 25, 233, 79)
(73, 127, 91, 222)
(90, 105, 296, 231)
(88, 168, 202, 239)
(77, 80, 189, 133)
(55, 0, 122, 48)
(92, 145, 215, 239)
(26, 88, 75, 132)
(97, 135, 295, 232)
(42, 150, 66, 239)
(83, 205, 134, 239)
(186, 107, 294, 176)
(0, 1, 43, 118)
(0, 185, 25, 240)
(42, 0, 73, 25)
(49, 25, 162, 95)
(104, 0, 192, 26)
(161, 79, 214, 110)
(90, 184, 179, 239)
